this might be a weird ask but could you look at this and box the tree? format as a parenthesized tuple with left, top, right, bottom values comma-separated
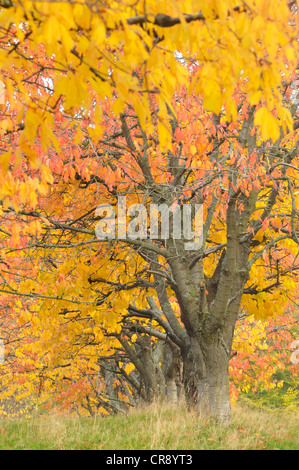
(0, 1, 298, 423)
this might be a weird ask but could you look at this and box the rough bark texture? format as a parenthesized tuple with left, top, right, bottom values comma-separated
(113, 110, 293, 423)
(182, 337, 231, 423)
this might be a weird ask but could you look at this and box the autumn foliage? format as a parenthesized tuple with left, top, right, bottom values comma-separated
(0, 0, 298, 421)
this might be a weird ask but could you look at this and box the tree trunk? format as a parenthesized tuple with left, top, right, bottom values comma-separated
(166, 378, 178, 404)
(182, 335, 231, 424)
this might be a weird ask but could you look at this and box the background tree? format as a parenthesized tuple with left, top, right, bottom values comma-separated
(0, 1, 298, 423)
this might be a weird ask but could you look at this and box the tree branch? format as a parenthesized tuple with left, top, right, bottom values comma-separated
(126, 6, 247, 28)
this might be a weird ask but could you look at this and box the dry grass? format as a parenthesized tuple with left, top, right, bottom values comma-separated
(0, 400, 298, 450)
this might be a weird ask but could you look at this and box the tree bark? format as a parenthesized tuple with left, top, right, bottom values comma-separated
(181, 334, 231, 423)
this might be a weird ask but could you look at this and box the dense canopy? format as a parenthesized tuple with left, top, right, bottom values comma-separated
(0, 0, 298, 422)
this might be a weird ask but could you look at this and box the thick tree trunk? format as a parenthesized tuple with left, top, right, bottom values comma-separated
(198, 347, 231, 423)
(166, 378, 178, 404)
(182, 336, 231, 424)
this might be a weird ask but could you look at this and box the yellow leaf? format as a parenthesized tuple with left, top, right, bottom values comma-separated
(251, 15, 265, 35)
(132, 96, 147, 129)
(41, 164, 54, 185)
(73, 3, 91, 30)
(203, 80, 223, 115)
(0, 151, 11, 175)
(20, 138, 39, 166)
(92, 18, 106, 46)
(158, 119, 170, 149)
(56, 74, 88, 109)
(249, 90, 262, 106)
(60, 24, 74, 54)
(254, 107, 280, 142)
(285, 45, 296, 63)
(24, 108, 43, 145)
(43, 15, 61, 45)
(190, 145, 197, 156)
(112, 98, 124, 116)
(124, 363, 135, 374)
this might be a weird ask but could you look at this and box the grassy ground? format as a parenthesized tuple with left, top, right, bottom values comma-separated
(0, 401, 298, 450)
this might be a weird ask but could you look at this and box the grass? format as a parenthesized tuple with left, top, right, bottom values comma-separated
(0, 401, 298, 450)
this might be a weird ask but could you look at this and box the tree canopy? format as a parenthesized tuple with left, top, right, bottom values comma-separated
(0, 0, 298, 422)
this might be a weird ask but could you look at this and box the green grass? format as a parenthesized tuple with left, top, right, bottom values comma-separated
(0, 401, 298, 450)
